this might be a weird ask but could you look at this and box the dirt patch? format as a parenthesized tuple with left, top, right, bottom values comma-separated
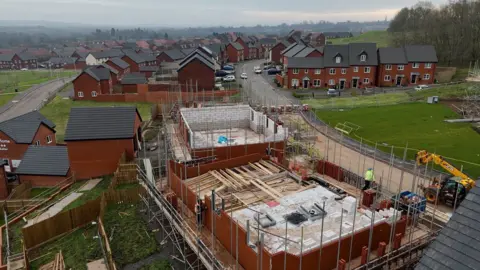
(435, 67, 456, 83)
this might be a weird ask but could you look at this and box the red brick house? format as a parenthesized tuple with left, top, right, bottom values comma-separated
(226, 42, 244, 63)
(95, 64, 120, 84)
(282, 45, 323, 66)
(139, 66, 158, 78)
(258, 38, 277, 59)
(121, 52, 156, 72)
(178, 49, 216, 91)
(105, 57, 130, 80)
(65, 106, 142, 179)
(121, 73, 148, 93)
(304, 32, 326, 47)
(0, 53, 37, 70)
(270, 41, 290, 64)
(72, 66, 113, 100)
(283, 57, 325, 89)
(205, 44, 227, 64)
(0, 111, 56, 173)
(235, 36, 252, 59)
(15, 145, 72, 187)
(286, 30, 303, 44)
(377, 45, 438, 87)
(156, 49, 186, 63)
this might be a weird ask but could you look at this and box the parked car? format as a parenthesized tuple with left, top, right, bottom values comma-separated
(20, 68, 28, 71)
(223, 70, 235, 74)
(327, 88, 338, 96)
(240, 73, 248, 79)
(267, 68, 280, 75)
(415, 85, 429, 91)
(254, 69, 262, 74)
(263, 65, 272, 70)
(215, 70, 228, 77)
(223, 75, 236, 82)
(222, 65, 234, 70)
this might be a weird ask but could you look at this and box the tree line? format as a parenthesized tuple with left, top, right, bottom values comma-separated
(389, 0, 480, 66)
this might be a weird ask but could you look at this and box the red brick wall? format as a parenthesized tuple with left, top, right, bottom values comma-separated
(122, 84, 138, 93)
(121, 56, 140, 72)
(19, 169, 72, 187)
(73, 73, 101, 100)
(324, 66, 377, 89)
(32, 124, 57, 146)
(99, 79, 112, 94)
(226, 44, 242, 63)
(235, 38, 249, 59)
(377, 63, 436, 87)
(191, 141, 284, 163)
(0, 165, 8, 199)
(178, 59, 215, 91)
(64, 62, 86, 70)
(287, 67, 325, 89)
(156, 53, 174, 63)
(271, 44, 286, 64)
(306, 50, 323, 57)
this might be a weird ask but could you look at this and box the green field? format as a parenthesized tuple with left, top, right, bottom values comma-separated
(329, 31, 390, 47)
(316, 103, 480, 178)
(0, 93, 16, 107)
(0, 70, 78, 93)
(41, 96, 152, 142)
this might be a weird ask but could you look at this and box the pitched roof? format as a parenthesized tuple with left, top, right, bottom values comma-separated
(280, 42, 298, 55)
(348, 43, 378, 66)
(415, 185, 480, 270)
(284, 45, 308, 57)
(259, 38, 277, 45)
(98, 64, 119, 74)
(404, 45, 438, 63)
(178, 54, 215, 72)
(64, 106, 140, 141)
(108, 57, 130, 69)
(181, 48, 196, 56)
(378, 47, 408, 64)
(84, 67, 111, 81)
(137, 52, 157, 62)
(139, 66, 158, 72)
(47, 57, 77, 65)
(229, 42, 243, 51)
(0, 111, 55, 144)
(121, 72, 147, 84)
(323, 44, 350, 67)
(17, 53, 37, 61)
(287, 57, 324, 68)
(0, 53, 14, 61)
(272, 40, 291, 50)
(162, 49, 185, 61)
(205, 44, 224, 56)
(15, 146, 70, 176)
(90, 49, 124, 59)
(294, 47, 320, 57)
(123, 52, 146, 64)
(179, 49, 214, 67)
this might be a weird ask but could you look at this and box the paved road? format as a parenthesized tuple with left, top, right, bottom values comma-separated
(0, 78, 71, 122)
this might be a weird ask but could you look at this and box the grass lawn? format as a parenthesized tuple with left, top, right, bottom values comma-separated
(329, 31, 390, 47)
(104, 203, 158, 267)
(409, 82, 479, 100)
(316, 103, 480, 178)
(451, 68, 470, 81)
(29, 187, 55, 198)
(0, 93, 16, 107)
(29, 225, 102, 270)
(40, 96, 152, 142)
(303, 92, 410, 109)
(0, 70, 78, 93)
(63, 176, 112, 212)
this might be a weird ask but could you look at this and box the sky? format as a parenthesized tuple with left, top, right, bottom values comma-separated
(0, 0, 447, 27)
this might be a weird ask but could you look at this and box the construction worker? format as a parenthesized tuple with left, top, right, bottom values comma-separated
(195, 199, 203, 227)
(363, 168, 375, 191)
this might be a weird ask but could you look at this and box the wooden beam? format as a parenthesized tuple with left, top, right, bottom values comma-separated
(226, 168, 250, 186)
(251, 178, 283, 198)
(209, 171, 236, 189)
(219, 170, 243, 188)
(260, 159, 281, 173)
(249, 162, 273, 175)
(250, 180, 281, 200)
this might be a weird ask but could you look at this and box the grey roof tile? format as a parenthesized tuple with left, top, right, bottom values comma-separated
(280, 43, 298, 55)
(181, 48, 196, 56)
(15, 146, 69, 176)
(178, 54, 215, 72)
(259, 38, 277, 45)
(404, 45, 438, 63)
(65, 106, 140, 141)
(108, 57, 130, 69)
(47, 57, 77, 65)
(323, 44, 350, 67)
(124, 52, 146, 64)
(84, 67, 111, 81)
(121, 72, 147, 84)
(0, 111, 55, 144)
(90, 49, 124, 59)
(163, 49, 185, 60)
(0, 53, 14, 61)
(348, 43, 378, 66)
(378, 47, 408, 64)
(139, 66, 158, 72)
(284, 45, 308, 57)
(17, 53, 37, 61)
(294, 47, 318, 57)
(287, 57, 323, 68)
(179, 49, 214, 67)
(98, 64, 118, 74)
(230, 42, 243, 51)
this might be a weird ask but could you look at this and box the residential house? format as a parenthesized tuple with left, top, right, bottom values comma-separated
(64, 106, 142, 179)
(121, 73, 148, 93)
(284, 57, 324, 89)
(105, 57, 130, 80)
(178, 48, 216, 91)
(0, 53, 38, 70)
(85, 49, 124, 65)
(206, 44, 227, 64)
(235, 36, 254, 60)
(305, 32, 326, 47)
(286, 30, 303, 44)
(72, 66, 113, 100)
(156, 49, 186, 63)
(282, 44, 323, 66)
(139, 66, 158, 78)
(226, 42, 244, 63)
(46, 57, 79, 69)
(270, 41, 290, 64)
(258, 38, 277, 59)
(121, 52, 148, 72)
(377, 45, 438, 87)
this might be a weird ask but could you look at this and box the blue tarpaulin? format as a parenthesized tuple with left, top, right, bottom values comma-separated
(218, 135, 228, 144)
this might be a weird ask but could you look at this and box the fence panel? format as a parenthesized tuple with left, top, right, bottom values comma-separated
(7, 183, 32, 200)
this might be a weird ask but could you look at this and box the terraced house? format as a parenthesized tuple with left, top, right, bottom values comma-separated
(0, 53, 37, 70)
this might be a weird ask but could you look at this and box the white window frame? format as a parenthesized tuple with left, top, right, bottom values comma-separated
(293, 68, 299, 74)
(328, 79, 335, 85)
(304, 69, 308, 74)
(291, 79, 299, 87)
(46, 135, 52, 144)
(360, 54, 367, 62)
(397, 65, 404, 71)
(341, 68, 346, 74)
(364, 67, 371, 73)
(77, 91, 84, 97)
(353, 66, 358, 73)
(363, 78, 370, 84)
(425, 63, 432, 69)
(385, 64, 392, 70)
(315, 69, 321, 75)
(329, 68, 336, 75)
(384, 75, 391, 81)
(335, 56, 341, 63)
(313, 79, 321, 87)
(34, 140, 40, 146)
(423, 74, 431, 80)
(91, 91, 97, 97)
(412, 63, 419, 68)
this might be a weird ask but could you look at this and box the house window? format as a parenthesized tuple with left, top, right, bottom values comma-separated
(328, 79, 335, 85)
(341, 68, 346, 74)
(335, 56, 341, 63)
(251, 111, 254, 121)
(91, 91, 97, 97)
(35, 140, 40, 146)
(313, 79, 321, 87)
(77, 91, 84, 97)
(384, 75, 391, 81)
(363, 78, 370, 84)
(423, 74, 431, 80)
(425, 63, 432, 69)
(353, 67, 358, 72)
(293, 68, 299, 74)
(385, 64, 392, 70)
(413, 63, 419, 68)
(360, 54, 367, 62)
(398, 65, 404, 71)
(46, 135, 52, 144)
(291, 79, 299, 87)
(266, 117, 269, 128)
(304, 69, 308, 74)
(364, 67, 371, 73)
(315, 69, 321, 74)
(329, 68, 336, 75)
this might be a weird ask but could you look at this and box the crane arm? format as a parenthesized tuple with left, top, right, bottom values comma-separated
(416, 150, 472, 181)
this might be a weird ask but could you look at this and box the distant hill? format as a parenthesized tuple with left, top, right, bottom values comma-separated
(328, 31, 390, 47)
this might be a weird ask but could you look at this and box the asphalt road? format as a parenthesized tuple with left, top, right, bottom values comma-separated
(0, 78, 71, 122)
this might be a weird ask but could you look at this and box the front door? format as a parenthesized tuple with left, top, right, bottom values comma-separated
(396, 76, 402, 86)
(352, 78, 358, 88)
(411, 74, 417, 84)
(339, 80, 346, 90)
(303, 79, 309, 88)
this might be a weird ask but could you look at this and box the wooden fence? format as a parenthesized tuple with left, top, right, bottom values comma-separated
(0, 199, 44, 213)
(7, 182, 31, 200)
(111, 164, 138, 188)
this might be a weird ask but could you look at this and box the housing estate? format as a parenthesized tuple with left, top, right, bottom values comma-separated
(0, 53, 38, 70)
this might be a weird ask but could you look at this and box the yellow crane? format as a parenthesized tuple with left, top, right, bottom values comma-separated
(415, 150, 476, 206)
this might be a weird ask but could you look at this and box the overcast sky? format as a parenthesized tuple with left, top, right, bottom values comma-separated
(1, 0, 447, 27)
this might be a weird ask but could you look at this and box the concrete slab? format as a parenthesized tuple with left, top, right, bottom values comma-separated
(87, 259, 108, 270)
(25, 192, 83, 227)
(78, 178, 102, 191)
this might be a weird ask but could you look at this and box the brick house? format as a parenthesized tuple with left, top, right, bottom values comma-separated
(377, 45, 438, 87)
(121, 52, 156, 72)
(72, 66, 113, 100)
(121, 73, 148, 93)
(0, 111, 56, 173)
(270, 41, 290, 64)
(226, 42, 244, 63)
(0, 53, 37, 70)
(105, 57, 130, 80)
(156, 49, 186, 63)
(46, 57, 79, 69)
(286, 30, 303, 44)
(206, 44, 227, 64)
(282, 45, 323, 66)
(258, 38, 277, 59)
(308, 33, 326, 47)
(178, 49, 216, 91)
(283, 57, 325, 89)
(95, 64, 120, 84)
(65, 106, 142, 179)
(15, 145, 72, 187)
(234, 36, 253, 59)
(85, 49, 124, 65)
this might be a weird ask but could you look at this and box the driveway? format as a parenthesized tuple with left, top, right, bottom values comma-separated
(0, 78, 72, 122)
